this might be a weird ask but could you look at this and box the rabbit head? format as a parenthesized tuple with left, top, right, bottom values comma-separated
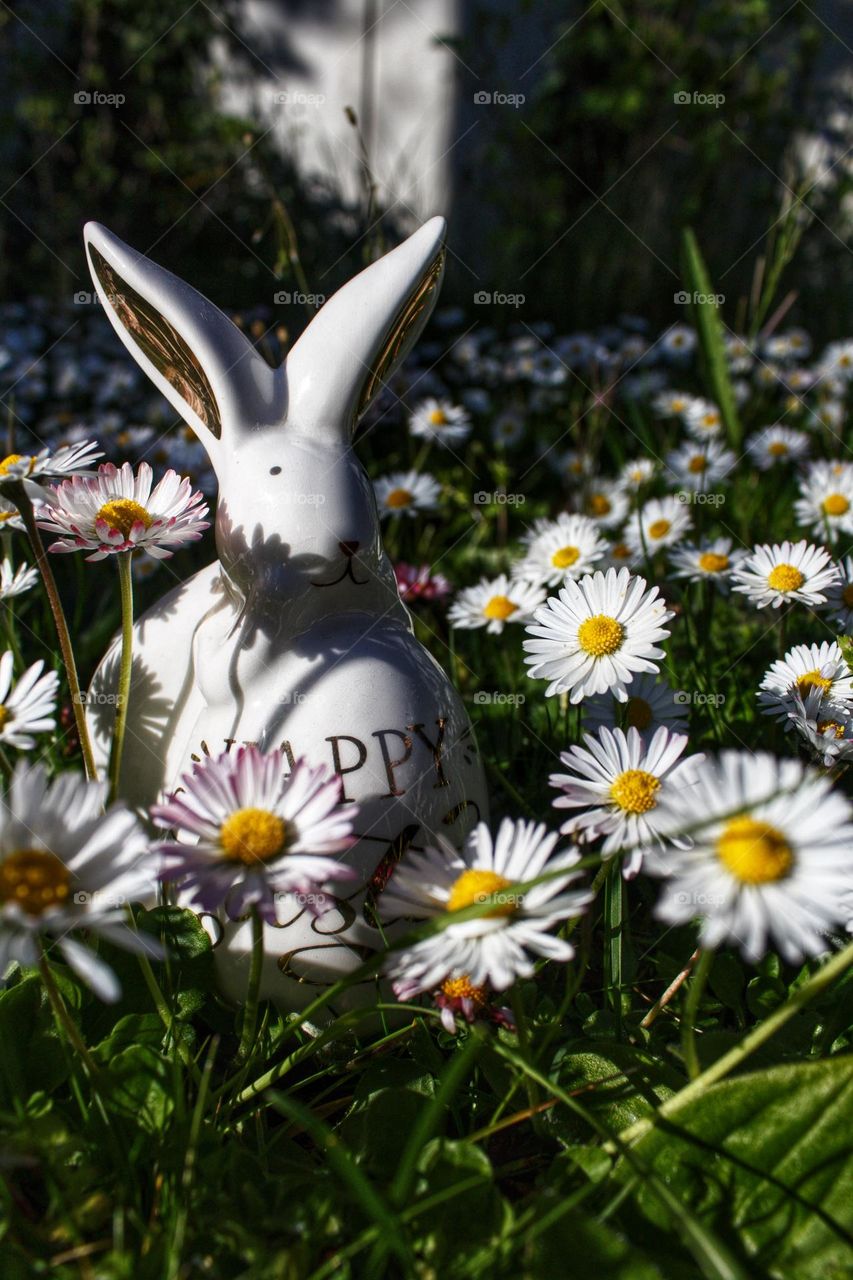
(83, 218, 446, 606)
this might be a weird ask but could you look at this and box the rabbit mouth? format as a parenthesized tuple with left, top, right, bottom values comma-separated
(311, 541, 369, 588)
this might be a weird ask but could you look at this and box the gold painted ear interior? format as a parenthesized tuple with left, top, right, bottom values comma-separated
(89, 246, 222, 439)
(356, 247, 446, 422)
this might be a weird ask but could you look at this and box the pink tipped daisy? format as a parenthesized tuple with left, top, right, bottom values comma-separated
(38, 461, 209, 561)
(151, 747, 359, 922)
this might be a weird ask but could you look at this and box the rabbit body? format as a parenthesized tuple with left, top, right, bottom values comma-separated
(83, 217, 489, 1009)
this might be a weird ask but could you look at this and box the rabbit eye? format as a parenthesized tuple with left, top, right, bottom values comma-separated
(270, 466, 282, 475)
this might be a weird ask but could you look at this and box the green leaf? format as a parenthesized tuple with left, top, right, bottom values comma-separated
(409, 1139, 506, 1277)
(627, 1057, 853, 1278)
(681, 227, 741, 448)
(546, 1041, 683, 1140)
(104, 1044, 174, 1134)
(525, 1206, 669, 1279)
(0, 974, 69, 1105)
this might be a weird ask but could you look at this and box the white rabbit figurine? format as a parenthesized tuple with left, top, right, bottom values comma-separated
(82, 217, 489, 1011)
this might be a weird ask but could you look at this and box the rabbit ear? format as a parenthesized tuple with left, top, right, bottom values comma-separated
(285, 216, 446, 439)
(83, 223, 284, 462)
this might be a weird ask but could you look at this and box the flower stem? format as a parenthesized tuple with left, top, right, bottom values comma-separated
(236, 908, 265, 1062)
(13, 484, 98, 780)
(604, 860, 625, 1036)
(38, 952, 102, 1082)
(109, 553, 134, 801)
(681, 947, 713, 1079)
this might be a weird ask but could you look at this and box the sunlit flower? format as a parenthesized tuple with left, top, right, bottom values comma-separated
(152, 747, 358, 921)
(512, 513, 607, 587)
(0, 653, 58, 749)
(669, 536, 739, 592)
(683, 399, 723, 439)
(824, 554, 853, 631)
(745, 425, 810, 470)
(0, 762, 157, 1001)
(550, 726, 701, 877)
(794, 460, 853, 537)
(0, 440, 102, 499)
(448, 573, 545, 635)
(619, 457, 656, 491)
(625, 495, 692, 557)
(373, 470, 441, 519)
(731, 540, 839, 609)
(580, 480, 629, 529)
(757, 640, 853, 723)
(665, 439, 736, 492)
(39, 462, 210, 560)
(648, 752, 853, 963)
(380, 818, 591, 994)
(583, 673, 687, 736)
(523, 567, 674, 702)
(0, 557, 38, 601)
(651, 389, 695, 418)
(787, 687, 853, 767)
(409, 397, 472, 446)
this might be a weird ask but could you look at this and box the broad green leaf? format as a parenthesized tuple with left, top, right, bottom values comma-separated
(545, 1041, 683, 1140)
(0, 975, 69, 1104)
(627, 1057, 853, 1278)
(411, 1139, 507, 1278)
(524, 1206, 670, 1279)
(681, 228, 741, 448)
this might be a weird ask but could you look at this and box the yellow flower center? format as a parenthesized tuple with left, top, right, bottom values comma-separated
(219, 807, 292, 864)
(716, 817, 793, 885)
(817, 719, 846, 738)
(647, 519, 671, 540)
(446, 868, 515, 916)
(609, 768, 661, 814)
(577, 614, 624, 657)
(611, 542, 631, 561)
(428, 408, 448, 427)
(587, 493, 611, 517)
(688, 455, 707, 473)
(96, 498, 153, 539)
(795, 669, 832, 696)
(0, 454, 33, 476)
(671, 398, 686, 412)
(0, 706, 10, 731)
(0, 849, 71, 916)
(441, 975, 488, 1006)
(767, 563, 804, 593)
(551, 545, 581, 569)
(482, 594, 518, 621)
(702, 413, 718, 427)
(768, 442, 789, 457)
(385, 487, 413, 510)
(823, 493, 850, 516)
(698, 552, 729, 573)
(843, 584, 853, 607)
(625, 696, 652, 730)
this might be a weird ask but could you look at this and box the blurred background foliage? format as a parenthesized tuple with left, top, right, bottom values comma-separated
(2, 0, 853, 335)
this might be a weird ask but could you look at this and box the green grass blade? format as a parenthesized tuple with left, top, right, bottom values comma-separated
(681, 227, 742, 449)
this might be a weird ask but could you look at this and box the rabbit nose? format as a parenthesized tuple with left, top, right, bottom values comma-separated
(339, 541, 359, 556)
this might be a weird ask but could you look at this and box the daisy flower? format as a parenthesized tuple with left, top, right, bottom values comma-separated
(787, 688, 853, 767)
(0, 497, 27, 533)
(373, 470, 440, 520)
(817, 340, 853, 382)
(583, 673, 688, 737)
(511, 513, 607, 587)
(731, 540, 839, 609)
(651, 389, 696, 418)
(620, 457, 656, 491)
(38, 462, 210, 561)
(432, 976, 514, 1035)
(649, 752, 853, 963)
(794, 461, 853, 537)
(448, 573, 545, 635)
(581, 481, 629, 529)
(669, 537, 739, 592)
(824, 555, 853, 630)
(0, 558, 38, 601)
(0, 653, 58, 749)
(683, 399, 723, 439)
(764, 328, 812, 361)
(0, 762, 157, 1001)
(152, 747, 358, 922)
(625, 495, 692, 557)
(757, 640, 853, 723)
(745, 425, 810, 470)
(665, 439, 736, 492)
(599, 539, 639, 572)
(523, 567, 674, 702)
(657, 325, 697, 362)
(394, 563, 451, 603)
(380, 818, 591, 995)
(0, 440, 102, 499)
(550, 726, 701, 877)
(551, 448, 594, 482)
(408, 397, 472, 446)
(491, 409, 525, 448)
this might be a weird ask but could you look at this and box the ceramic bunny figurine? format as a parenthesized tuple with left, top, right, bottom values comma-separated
(82, 217, 488, 1011)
